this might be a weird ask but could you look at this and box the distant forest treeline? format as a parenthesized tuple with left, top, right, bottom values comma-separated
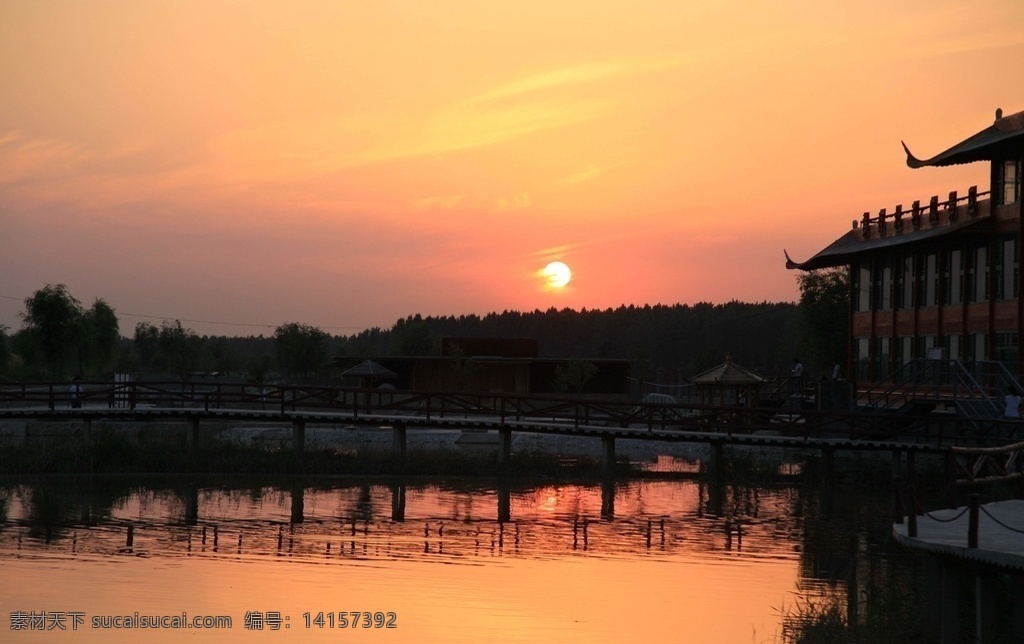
(345, 302, 801, 378)
(2, 273, 848, 384)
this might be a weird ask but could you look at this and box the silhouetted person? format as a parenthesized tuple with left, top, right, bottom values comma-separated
(69, 375, 82, 409)
(1005, 387, 1022, 419)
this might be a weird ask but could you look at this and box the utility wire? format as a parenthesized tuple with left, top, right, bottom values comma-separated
(1, 293, 370, 332)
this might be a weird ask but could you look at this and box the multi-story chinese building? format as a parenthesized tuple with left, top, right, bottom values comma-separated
(786, 108, 1022, 385)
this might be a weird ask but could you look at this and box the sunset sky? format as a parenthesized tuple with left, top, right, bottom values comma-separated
(2, 0, 1022, 337)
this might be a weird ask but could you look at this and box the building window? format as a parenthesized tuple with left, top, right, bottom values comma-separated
(967, 333, 987, 362)
(998, 159, 1020, 206)
(920, 253, 938, 307)
(875, 337, 891, 381)
(944, 334, 961, 361)
(945, 248, 963, 305)
(995, 332, 1018, 364)
(995, 234, 1019, 300)
(896, 336, 913, 368)
(855, 337, 871, 381)
(899, 256, 914, 309)
(968, 244, 988, 303)
(855, 262, 872, 312)
(876, 258, 893, 311)
(917, 335, 936, 359)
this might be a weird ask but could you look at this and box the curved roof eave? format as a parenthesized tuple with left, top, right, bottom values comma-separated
(903, 109, 1024, 169)
(784, 216, 992, 271)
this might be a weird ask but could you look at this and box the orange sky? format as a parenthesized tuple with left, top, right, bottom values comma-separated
(2, 0, 1022, 336)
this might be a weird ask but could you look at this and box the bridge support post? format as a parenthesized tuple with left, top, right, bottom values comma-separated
(601, 478, 615, 520)
(892, 449, 902, 479)
(187, 417, 200, 450)
(709, 441, 724, 478)
(497, 478, 511, 523)
(601, 436, 616, 477)
(292, 420, 305, 456)
(927, 556, 959, 644)
(976, 569, 998, 643)
(183, 488, 199, 525)
(392, 424, 407, 462)
(822, 446, 835, 474)
(498, 428, 512, 466)
(290, 484, 304, 524)
(1012, 572, 1024, 640)
(390, 483, 406, 522)
(892, 449, 904, 523)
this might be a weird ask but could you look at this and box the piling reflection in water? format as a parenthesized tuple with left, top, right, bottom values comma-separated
(0, 480, 808, 562)
(0, 476, 923, 643)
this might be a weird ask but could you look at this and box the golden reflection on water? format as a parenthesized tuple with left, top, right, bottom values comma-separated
(0, 480, 828, 643)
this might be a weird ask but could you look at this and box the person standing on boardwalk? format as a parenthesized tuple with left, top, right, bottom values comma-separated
(1005, 387, 1022, 419)
(69, 375, 82, 409)
(791, 358, 804, 395)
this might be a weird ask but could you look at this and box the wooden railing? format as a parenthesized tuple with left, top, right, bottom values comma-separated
(2, 380, 1023, 448)
(858, 186, 989, 239)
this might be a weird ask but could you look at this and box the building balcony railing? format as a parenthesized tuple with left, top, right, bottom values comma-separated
(856, 186, 991, 240)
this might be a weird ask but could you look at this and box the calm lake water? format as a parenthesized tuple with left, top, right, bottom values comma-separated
(0, 464, 915, 643)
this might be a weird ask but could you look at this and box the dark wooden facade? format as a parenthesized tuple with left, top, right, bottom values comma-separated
(787, 108, 1023, 383)
(333, 337, 631, 399)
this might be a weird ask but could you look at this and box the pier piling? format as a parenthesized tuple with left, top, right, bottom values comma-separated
(187, 417, 200, 450)
(392, 424, 407, 462)
(601, 436, 616, 476)
(499, 428, 512, 466)
(292, 420, 305, 456)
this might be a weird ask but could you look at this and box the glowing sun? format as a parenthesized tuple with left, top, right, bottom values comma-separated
(543, 261, 572, 288)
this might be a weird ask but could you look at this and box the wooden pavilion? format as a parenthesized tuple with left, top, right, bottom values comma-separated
(689, 355, 765, 407)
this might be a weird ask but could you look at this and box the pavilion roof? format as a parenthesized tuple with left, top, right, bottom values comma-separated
(689, 356, 764, 385)
(341, 360, 397, 379)
(903, 108, 1024, 168)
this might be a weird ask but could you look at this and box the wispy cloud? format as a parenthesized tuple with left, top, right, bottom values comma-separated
(554, 160, 633, 186)
(464, 54, 703, 105)
(354, 100, 609, 167)
(209, 53, 706, 178)
(0, 131, 90, 186)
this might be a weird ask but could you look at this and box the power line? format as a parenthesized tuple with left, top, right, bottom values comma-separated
(118, 311, 366, 331)
(0, 293, 371, 332)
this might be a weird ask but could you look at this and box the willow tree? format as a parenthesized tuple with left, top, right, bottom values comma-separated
(20, 284, 121, 378)
(21, 284, 82, 377)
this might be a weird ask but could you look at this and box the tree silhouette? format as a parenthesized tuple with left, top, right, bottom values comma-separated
(796, 268, 849, 373)
(273, 322, 330, 379)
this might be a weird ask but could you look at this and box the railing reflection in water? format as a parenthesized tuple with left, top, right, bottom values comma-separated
(0, 481, 805, 564)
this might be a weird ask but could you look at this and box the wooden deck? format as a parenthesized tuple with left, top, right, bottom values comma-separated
(894, 499, 1024, 570)
(894, 498, 1024, 643)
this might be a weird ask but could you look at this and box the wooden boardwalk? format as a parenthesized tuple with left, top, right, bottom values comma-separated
(894, 499, 1024, 570)
(2, 380, 1023, 464)
(894, 499, 1024, 643)
(0, 400, 973, 455)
